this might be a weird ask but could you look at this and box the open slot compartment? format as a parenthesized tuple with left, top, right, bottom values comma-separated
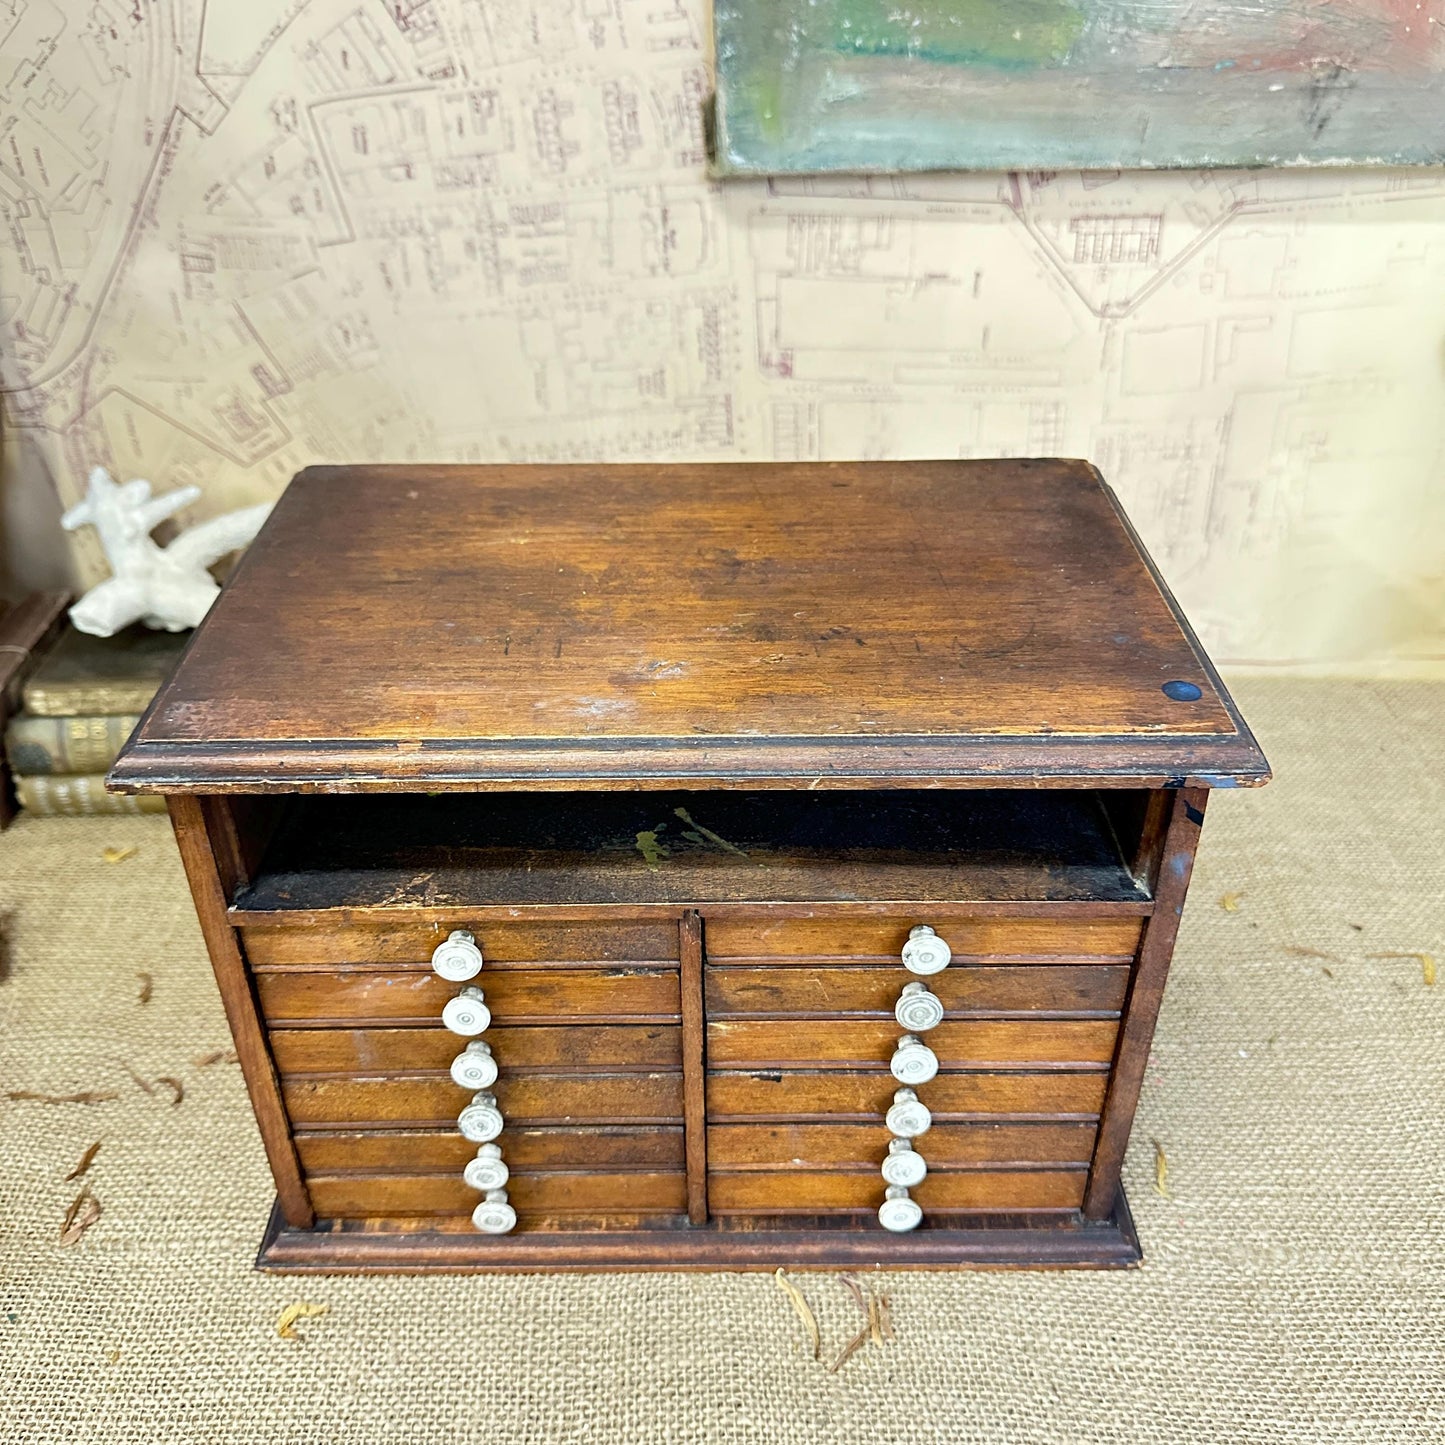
(220, 788, 1163, 914)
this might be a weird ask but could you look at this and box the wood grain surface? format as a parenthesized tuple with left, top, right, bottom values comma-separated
(109, 461, 1268, 792)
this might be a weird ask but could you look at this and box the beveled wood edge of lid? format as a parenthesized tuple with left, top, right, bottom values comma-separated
(107, 728, 1270, 794)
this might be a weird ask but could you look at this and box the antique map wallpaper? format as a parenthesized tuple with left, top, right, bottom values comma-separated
(2, 0, 1443, 668)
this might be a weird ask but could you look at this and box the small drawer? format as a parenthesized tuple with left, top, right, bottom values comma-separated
(285, 1073, 684, 1128)
(706, 1019, 1118, 1071)
(708, 1169, 1087, 1215)
(241, 918, 679, 968)
(707, 1121, 1098, 1171)
(270, 1023, 682, 1076)
(256, 967, 681, 1026)
(706, 964, 1128, 1019)
(705, 1069, 1108, 1121)
(293, 1126, 685, 1174)
(307, 1170, 687, 1219)
(703, 914, 1142, 963)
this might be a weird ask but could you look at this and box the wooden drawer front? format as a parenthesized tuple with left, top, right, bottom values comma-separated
(241, 919, 678, 968)
(257, 967, 680, 1026)
(270, 1024, 681, 1076)
(708, 1169, 1086, 1215)
(294, 1126, 684, 1174)
(707, 1069, 1108, 1121)
(308, 1171, 687, 1219)
(285, 1074, 684, 1127)
(707, 1019, 1118, 1071)
(706, 964, 1128, 1019)
(709, 1122, 1096, 1171)
(703, 915, 1142, 962)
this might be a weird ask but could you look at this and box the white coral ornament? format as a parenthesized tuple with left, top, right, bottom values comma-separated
(61, 467, 272, 637)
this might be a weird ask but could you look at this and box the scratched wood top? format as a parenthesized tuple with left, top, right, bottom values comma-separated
(111, 461, 1268, 791)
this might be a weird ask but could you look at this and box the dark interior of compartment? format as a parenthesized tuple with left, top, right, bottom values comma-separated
(233, 789, 1154, 910)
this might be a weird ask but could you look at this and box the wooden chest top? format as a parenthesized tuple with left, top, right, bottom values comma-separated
(111, 460, 1267, 792)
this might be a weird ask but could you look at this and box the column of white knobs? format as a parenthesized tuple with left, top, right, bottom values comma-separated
(879, 925, 953, 1232)
(432, 929, 517, 1235)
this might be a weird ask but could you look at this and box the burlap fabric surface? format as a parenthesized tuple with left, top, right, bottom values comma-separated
(1, 678, 1441, 1444)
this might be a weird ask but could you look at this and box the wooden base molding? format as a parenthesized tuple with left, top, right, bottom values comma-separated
(257, 1191, 1141, 1273)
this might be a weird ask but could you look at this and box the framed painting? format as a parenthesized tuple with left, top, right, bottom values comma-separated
(711, 0, 1445, 173)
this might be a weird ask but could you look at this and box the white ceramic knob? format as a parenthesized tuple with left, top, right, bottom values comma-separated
(885, 1087, 932, 1138)
(471, 1188, 517, 1234)
(878, 1184, 923, 1233)
(881, 1137, 928, 1188)
(895, 981, 945, 1032)
(450, 1040, 498, 1089)
(890, 1033, 939, 1086)
(431, 929, 483, 981)
(442, 985, 491, 1036)
(463, 1143, 509, 1193)
(458, 1091, 503, 1143)
(901, 924, 951, 976)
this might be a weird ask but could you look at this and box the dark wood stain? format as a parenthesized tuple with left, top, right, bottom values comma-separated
(125, 461, 1265, 1271)
(110, 461, 1268, 793)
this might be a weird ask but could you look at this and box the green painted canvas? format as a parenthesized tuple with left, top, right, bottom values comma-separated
(712, 0, 1445, 173)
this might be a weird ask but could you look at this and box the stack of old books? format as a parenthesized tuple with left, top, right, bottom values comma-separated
(4, 626, 187, 816)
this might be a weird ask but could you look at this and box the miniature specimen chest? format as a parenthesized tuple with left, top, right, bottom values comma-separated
(110, 460, 1268, 1271)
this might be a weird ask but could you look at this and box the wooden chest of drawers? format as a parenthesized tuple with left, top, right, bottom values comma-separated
(110, 460, 1268, 1271)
